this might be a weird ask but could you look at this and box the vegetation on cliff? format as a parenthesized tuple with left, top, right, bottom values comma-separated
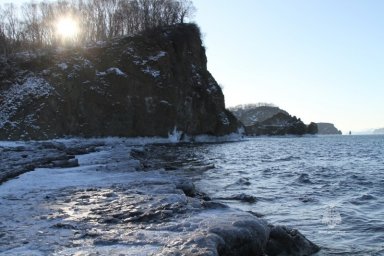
(0, 0, 195, 54)
(229, 104, 318, 136)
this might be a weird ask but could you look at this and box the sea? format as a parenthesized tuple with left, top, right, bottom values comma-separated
(146, 135, 384, 255)
(1, 135, 383, 255)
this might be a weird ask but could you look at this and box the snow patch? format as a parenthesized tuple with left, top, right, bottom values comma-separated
(97, 68, 128, 78)
(133, 59, 148, 65)
(142, 66, 160, 78)
(96, 71, 106, 76)
(148, 51, 166, 61)
(0, 77, 54, 128)
(206, 77, 219, 94)
(57, 63, 68, 70)
(106, 67, 128, 77)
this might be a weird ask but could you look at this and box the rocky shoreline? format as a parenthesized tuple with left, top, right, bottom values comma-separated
(0, 141, 103, 184)
(0, 139, 320, 255)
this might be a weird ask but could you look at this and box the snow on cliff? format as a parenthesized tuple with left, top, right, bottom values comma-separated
(0, 77, 54, 129)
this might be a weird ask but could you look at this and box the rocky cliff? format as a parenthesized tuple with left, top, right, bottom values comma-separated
(0, 24, 239, 140)
(229, 105, 288, 126)
(316, 123, 342, 135)
(245, 112, 318, 136)
(229, 104, 318, 136)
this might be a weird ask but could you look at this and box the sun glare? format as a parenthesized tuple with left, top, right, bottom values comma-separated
(55, 16, 79, 41)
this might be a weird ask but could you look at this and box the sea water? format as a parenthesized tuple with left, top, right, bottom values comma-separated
(147, 135, 384, 255)
(1, 135, 383, 255)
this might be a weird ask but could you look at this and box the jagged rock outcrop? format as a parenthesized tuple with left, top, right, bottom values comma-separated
(0, 24, 239, 140)
(316, 123, 342, 135)
(229, 105, 317, 136)
(245, 112, 317, 136)
(229, 104, 288, 126)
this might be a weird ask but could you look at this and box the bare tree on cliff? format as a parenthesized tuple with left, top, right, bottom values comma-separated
(177, 0, 195, 23)
(0, 4, 21, 55)
(0, 0, 196, 54)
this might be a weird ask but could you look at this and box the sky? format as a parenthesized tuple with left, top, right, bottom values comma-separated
(192, 0, 384, 133)
(1, 0, 383, 133)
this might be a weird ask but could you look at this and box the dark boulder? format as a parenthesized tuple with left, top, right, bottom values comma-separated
(266, 225, 320, 256)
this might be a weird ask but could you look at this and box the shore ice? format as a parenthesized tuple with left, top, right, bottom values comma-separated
(0, 137, 319, 256)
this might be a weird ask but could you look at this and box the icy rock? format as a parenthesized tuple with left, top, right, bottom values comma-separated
(216, 193, 257, 203)
(228, 193, 257, 203)
(50, 158, 79, 168)
(0, 141, 99, 184)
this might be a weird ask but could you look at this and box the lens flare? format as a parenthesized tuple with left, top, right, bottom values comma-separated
(55, 16, 79, 41)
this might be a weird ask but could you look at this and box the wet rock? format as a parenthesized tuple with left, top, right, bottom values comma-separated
(202, 201, 229, 209)
(351, 194, 376, 205)
(176, 180, 211, 200)
(297, 173, 313, 184)
(50, 158, 79, 168)
(176, 180, 198, 197)
(246, 210, 264, 218)
(80, 232, 100, 239)
(158, 212, 270, 256)
(187, 164, 216, 172)
(217, 193, 257, 203)
(64, 144, 102, 155)
(52, 223, 77, 230)
(359, 194, 376, 200)
(101, 217, 120, 224)
(299, 196, 317, 203)
(266, 225, 320, 256)
(0, 141, 100, 183)
(93, 238, 120, 246)
(236, 177, 251, 186)
(211, 219, 270, 256)
(39, 141, 67, 151)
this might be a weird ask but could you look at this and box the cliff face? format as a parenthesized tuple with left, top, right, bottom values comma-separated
(245, 113, 317, 136)
(316, 123, 342, 135)
(0, 24, 239, 140)
(229, 105, 288, 126)
(229, 105, 317, 136)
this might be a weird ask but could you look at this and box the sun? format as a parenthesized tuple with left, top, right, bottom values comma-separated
(55, 16, 79, 41)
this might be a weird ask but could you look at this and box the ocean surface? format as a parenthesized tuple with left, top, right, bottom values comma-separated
(1, 135, 383, 255)
(146, 135, 384, 255)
